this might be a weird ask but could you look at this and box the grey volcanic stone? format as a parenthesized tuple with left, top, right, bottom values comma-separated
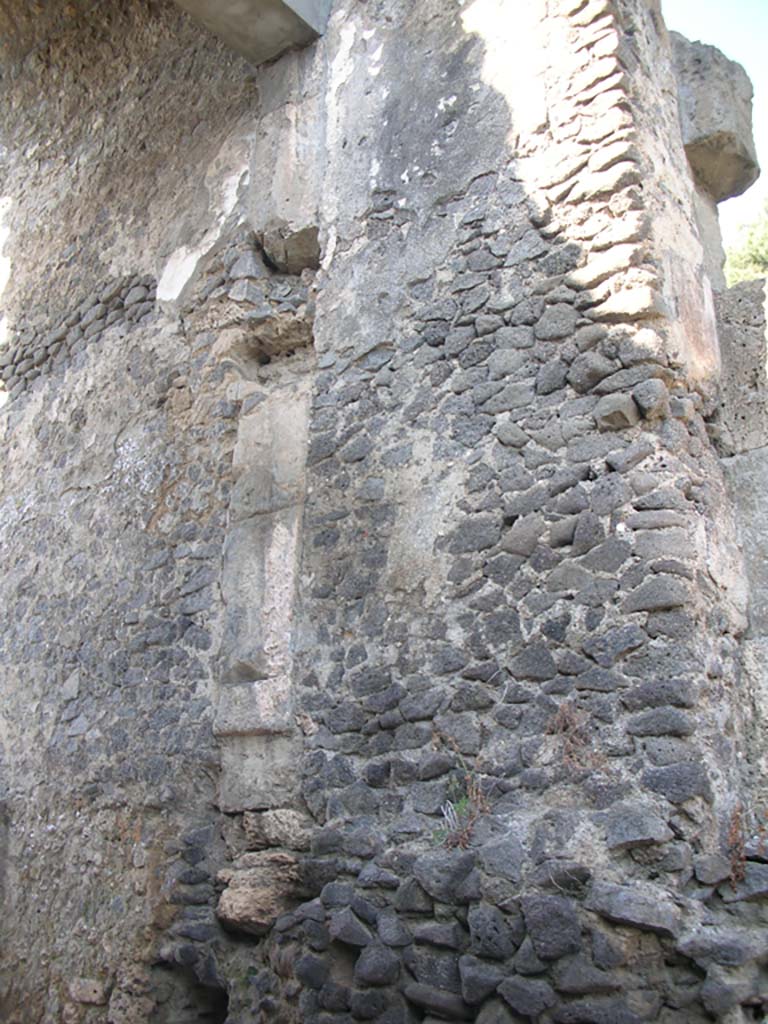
(499, 976, 557, 1017)
(582, 624, 645, 667)
(478, 834, 524, 882)
(350, 988, 390, 1018)
(496, 419, 530, 448)
(476, 998, 524, 1024)
(450, 516, 501, 553)
(295, 953, 329, 989)
(692, 854, 731, 886)
(552, 998, 644, 1023)
(503, 514, 544, 555)
(124, 285, 148, 306)
(458, 955, 504, 1004)
(719, 861, 768, 903)
(394, 878, 433, 913)
(585, 882, 681, 938)
(468, 904, 519, 960)
(572, 511, 605, 554)
(404, 944, 460, 993)
(594, 394, 640, 431)
(413, 850, 476, 903)
(328, 908, 373, 947)
(402, 983, 471, 1020)
(509, 644, 557, 681)
(642, 761, 712, 803)
(677, 926, 768, 966)
(567, 351, 616, 393)
(606, 439, 654, 473)
(632, 378, 669, 419)
(537, 359, 569, 394)
(513, 936, 547, 975)
(553, 956, 620, 994)
(522, 895, 582, 960)
(623, 576, 688, 612)
(599, 801, 673, 850)
(354, 943, 400, 985)
(377, 912, 412, 948)
(620, 678, 696, 710)
(412, 921, 467, 950)
(535, 304, 578, 340)
(626, 707, 695, 737)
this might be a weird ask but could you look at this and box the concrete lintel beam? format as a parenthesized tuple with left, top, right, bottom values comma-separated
(173, 0, 332, 66)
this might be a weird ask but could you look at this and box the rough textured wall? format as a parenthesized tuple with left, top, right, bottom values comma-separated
(0, 2, 262, 1020)
(718, 278, 768, 819)
(1, 0, 767, 1023)
(0, 0, 258, 393)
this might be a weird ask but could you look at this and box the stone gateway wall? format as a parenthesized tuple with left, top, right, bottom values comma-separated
(0, 1, 767, 1023)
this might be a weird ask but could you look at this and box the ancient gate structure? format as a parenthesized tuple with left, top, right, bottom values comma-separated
(0, 0, 767, 1021)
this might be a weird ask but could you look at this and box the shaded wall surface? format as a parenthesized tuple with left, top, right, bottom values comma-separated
(0, 1, 767, 1023)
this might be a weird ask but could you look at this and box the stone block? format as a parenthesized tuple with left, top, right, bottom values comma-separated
(521, 895, 582, 961)
(594, 394, 640, 431)
(219, 734, 302, 812)
(173, 0, 332, 65)
(716, 280, 768, 455)
(721, 448, 768, 630)
(671, 32, 760, 201)
(217, 850, 300, 935)
(243, 808, 313, 850)
(499, 976, 557, 1017)
(585, 882, 681, 937)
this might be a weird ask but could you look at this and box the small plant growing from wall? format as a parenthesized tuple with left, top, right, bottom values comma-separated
(546, 701, 605, 773)
(431, 733, 491, 849)
(727, 803, 747, 888)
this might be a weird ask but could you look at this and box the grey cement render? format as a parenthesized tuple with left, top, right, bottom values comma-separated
(0, 0, 767, 1022)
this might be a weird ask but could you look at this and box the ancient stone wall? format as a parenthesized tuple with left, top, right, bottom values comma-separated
(0, 1, 767, 1023)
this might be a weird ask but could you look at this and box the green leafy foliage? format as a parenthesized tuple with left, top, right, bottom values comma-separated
(725, 199, 768, 286)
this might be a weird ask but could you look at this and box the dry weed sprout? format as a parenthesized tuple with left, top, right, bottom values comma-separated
(432, 731, 491, 849)
(727, 803, 746, 888)
(547, 701, 605, 771)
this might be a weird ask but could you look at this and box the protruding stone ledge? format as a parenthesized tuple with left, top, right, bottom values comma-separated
(671, 31, 760, 203)
(172, 0, 332, 65)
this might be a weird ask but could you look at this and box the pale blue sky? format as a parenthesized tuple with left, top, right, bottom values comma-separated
(662, 0, 767, 246)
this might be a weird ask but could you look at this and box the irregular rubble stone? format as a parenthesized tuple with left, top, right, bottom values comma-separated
(499, 976, 557, 1017)
(522, 895, 582, 961)
(413, 851, 477, 903)
(598, 801, 673, 850)
(593, 394, 640, 431)
(354, 943, 400, 985)
(552, 956, 620, 995)
(719, 862, 768, 903)
(328, 907, 373, 947)
(585, 882, 682, 937)
(642, 761, 713, 803)
(458, 955, 504, 1004)
(216, 851, 300, 936)
(243, 808, 313, 850)
(468, 903, 520, 960)
(402, 983, 472, 1020)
